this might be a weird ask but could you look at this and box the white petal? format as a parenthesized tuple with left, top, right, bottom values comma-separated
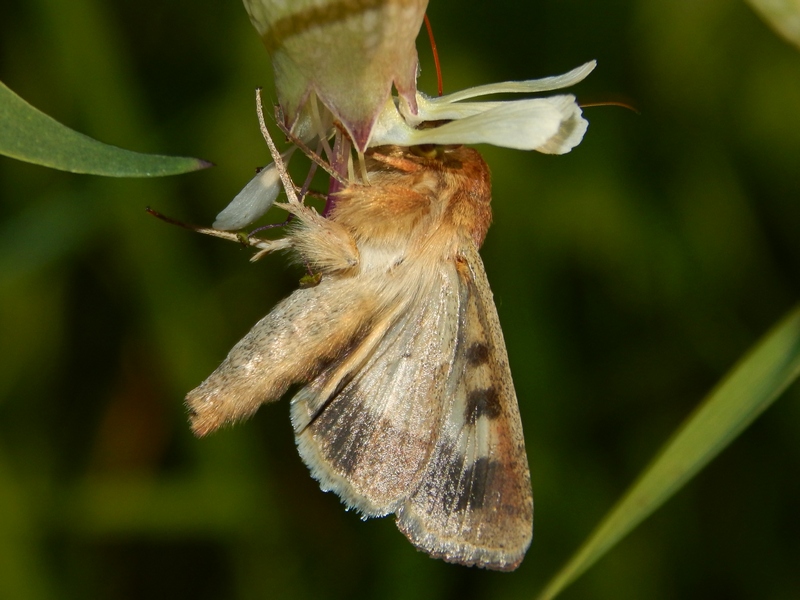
(429, 60, 596, 104)
(404, 95, 507, 125)
(396, 61, 596, 127)
(372, 95, 588, 153)
(409, 100, 562, 148)
(533, 96, 589, 155)
(369, 98, 420, 147)
(213, 162, 283, 230)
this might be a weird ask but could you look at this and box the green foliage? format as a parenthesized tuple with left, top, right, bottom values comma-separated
(0, 0, 799, 599)
(0, 80, 210, 176)
(540, 305, 800, 598)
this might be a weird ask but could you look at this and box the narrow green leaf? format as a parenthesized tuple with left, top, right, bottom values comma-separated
(746, 0, 800, 50)
(538, 304, 800, 600)
(0, 79, 211, 176)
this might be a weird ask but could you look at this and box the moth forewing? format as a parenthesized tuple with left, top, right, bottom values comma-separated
(396, 244, 532, 571)
(292, 263, 464, 517)
(186, 278, 381, 436)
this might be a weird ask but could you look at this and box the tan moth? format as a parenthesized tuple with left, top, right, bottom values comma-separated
(175, 43, 594, 566)
(182, 97, 533, 570)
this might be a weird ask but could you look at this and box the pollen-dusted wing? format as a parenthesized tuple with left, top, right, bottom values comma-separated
(186, 144, 533, 570)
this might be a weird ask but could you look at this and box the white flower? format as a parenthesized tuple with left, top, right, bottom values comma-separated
(214, 61, 596, 230)
(370, 61, 596, 154)
(218, 1, 596, 230)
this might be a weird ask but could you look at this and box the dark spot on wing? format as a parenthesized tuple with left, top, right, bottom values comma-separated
(437, 443, 465, 513)
(311, 381, 376, 477)
(466, 341, 491, 366)
(465, 387, 501, 424)
(455, 457, 499, 512)
(433, 443, 502, 513)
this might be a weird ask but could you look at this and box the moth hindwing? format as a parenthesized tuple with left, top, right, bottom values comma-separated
(186, 142, 533, 571)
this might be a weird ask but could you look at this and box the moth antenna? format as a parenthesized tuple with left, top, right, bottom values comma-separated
(298, 147, 321, 201)
(145, 207, 274, 254)
(273, 104, 349, 186)
(580, 99, 640, 115)
(424, 14, 444, 96)
(303, 189, 328, 202)
(246, 146, 319, 236)
(256, 88, 303, 208)
(249, 213, 295, 236)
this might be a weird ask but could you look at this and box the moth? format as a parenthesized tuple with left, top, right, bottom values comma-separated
(186, 127, 533, 571)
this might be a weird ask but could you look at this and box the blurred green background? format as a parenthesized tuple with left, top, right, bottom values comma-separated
(1, 0, 799, 598)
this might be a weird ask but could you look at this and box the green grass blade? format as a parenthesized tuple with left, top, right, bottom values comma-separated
(538, 304, 800, 600)
(0, 79, 211, 176)
(746, 0, 800, 50)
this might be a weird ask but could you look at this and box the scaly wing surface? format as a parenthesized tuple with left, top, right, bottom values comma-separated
(396, 243, 532, 571)
(292, 263, 462, 516)
(293, 244, 532, 570)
